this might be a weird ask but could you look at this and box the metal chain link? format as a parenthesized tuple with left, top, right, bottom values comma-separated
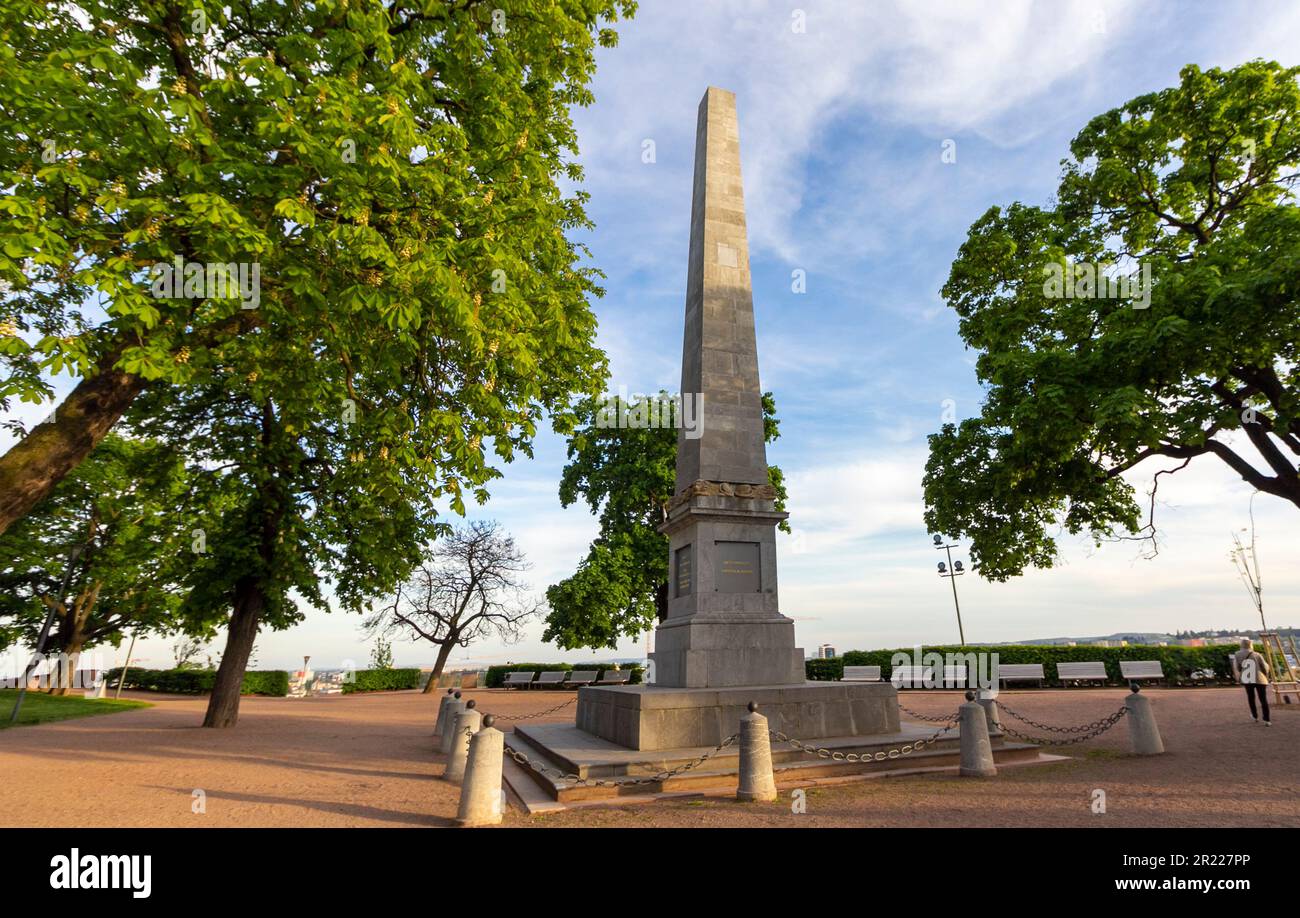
(493, 701, 979, 791)
(485, 695, 578, 722)
(481, 694, 1131, 795)
(897, 702, 960, 723)
(503, 732, 740, 788)
(476, 694, 736, 788)
(771, 710, 961, 762)
(998, 700, 1123, 734)
(995, 704, 1128, 746)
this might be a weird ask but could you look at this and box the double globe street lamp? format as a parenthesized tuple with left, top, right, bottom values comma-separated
(932, 534, 967, 647)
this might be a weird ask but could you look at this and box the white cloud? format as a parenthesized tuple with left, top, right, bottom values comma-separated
(580, 0, 1141, 265)
(778, 441, 1299, 653)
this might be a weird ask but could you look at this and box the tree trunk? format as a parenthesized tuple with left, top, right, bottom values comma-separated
(0, 355, 147, 537)
(49, 582, 97, 696)
(202, 577, 265, 728)
(203, 401, 284, 728)
(49, 643, 82, 697)
(421, 637, 456, 694)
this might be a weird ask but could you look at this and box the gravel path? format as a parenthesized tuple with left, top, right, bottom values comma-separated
(0, 686, 1293, 828)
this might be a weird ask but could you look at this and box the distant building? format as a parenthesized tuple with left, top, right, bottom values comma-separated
(817, 644, 837, 659)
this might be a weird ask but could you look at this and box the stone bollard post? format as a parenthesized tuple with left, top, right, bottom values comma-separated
(1124, 684, 1164, 755)
(976, 687, 1002, 733)
(433, 688, 457, 738)
(439, 694, 467, 755)
(456, 715, 505, 827)
(736, 702, 777, 802)
(959, 691, 997, 777)
(444, 701, 482, 784)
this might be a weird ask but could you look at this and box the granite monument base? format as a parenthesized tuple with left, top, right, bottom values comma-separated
(651, 614, 806, 688)
(574, 681, 900, 752)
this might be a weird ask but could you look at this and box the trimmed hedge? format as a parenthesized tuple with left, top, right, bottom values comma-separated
(341, 668, 422, 693)
(805, 644, 1241, 685)
(805, 658, 842, 682)
(485, 662, 644, 688)
(104, 667, 289, 696)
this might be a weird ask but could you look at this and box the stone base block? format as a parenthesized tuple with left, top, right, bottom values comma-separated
(652, 616, 804, 687)
(575, 681, 900, 751)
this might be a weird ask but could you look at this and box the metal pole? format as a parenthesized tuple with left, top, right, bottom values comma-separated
(114, 633, 138, 699)
(944, 544, 966, 646)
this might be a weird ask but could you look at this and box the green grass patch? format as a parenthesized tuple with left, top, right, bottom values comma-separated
(0, 689, 151, 729)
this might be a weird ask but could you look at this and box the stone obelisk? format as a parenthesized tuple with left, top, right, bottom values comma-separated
(567, 88, 898, 753)
(652, 86, 804, 689)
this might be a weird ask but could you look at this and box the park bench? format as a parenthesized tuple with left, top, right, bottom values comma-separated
(534, 671, 567, 689)
(842, 665, 882, 682)
(565, 670, 598, 688)
(597, 670, 631, 684)
(1120, 660, 1165, 685)
(889, 665, 933, 689)
(1056, 661, 1109, 687)
(940, 664, 969, 688)
(996, 663, 1045, 688)
(503, 671, 536, 690)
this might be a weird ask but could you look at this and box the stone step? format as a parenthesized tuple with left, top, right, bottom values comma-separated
(510, 719, 1007, 779)
(501, 754, 565, 815)
(548, 742, 1043, 803)
(505, 724, 1046, 804)
(501, 728, 582, 803)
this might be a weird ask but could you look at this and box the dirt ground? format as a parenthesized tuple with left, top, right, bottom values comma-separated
(0, 686, 1294, 828)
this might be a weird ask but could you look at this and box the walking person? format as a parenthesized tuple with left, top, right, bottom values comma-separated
(1232, 638, 1272, 726)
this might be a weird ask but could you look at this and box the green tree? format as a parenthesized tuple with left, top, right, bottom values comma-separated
(2, 0, 637, 724)
(0, 433, 192, 692)
(925, 61, 1300, 581)
(369, 636, 394, 670)
(544, 391, 788, 650)
(0, 0, 635, 535)
(131, 363, 443, 726)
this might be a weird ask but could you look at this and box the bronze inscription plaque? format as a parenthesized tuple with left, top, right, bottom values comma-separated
(715, 540, 760, 592)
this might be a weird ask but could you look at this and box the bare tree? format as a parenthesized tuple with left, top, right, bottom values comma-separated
(365, 521, 542, 694)
(172, 636, 207, 670)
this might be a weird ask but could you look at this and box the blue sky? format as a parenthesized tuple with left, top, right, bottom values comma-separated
(8, 0, 1300, 673)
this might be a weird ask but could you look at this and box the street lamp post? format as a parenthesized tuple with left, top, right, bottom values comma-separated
(932, 534, 967, 647)
(113, 632, 139, 699)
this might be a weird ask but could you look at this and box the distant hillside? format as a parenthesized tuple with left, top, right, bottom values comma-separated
(1010, 633, 1176, 646)
(1006, 628, 1296, 646)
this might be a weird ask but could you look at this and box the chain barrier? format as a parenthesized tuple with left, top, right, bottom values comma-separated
(476, 695, 1129, 791)
(994, 702, 1128, 746)
(771, 709, 961, 762)
(473, 694, 739, 789)
(483, 695, 578, 722)
(502, 732, 740, 788)
(490, 700, 977, 790)
(897, 702, 960, 723)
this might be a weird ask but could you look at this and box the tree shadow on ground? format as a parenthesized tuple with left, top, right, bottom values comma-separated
(144, 785, 456, 827)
